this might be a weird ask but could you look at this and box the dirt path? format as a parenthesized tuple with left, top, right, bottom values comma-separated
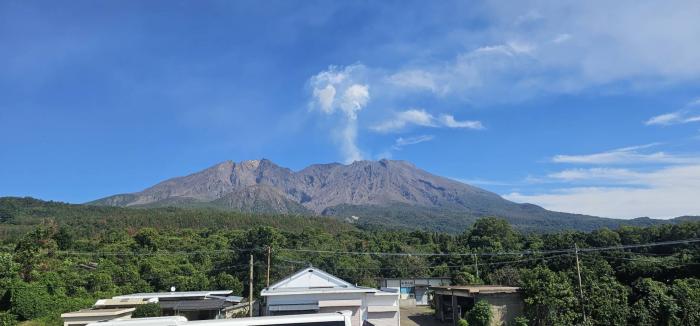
(400, 306, 448, 326)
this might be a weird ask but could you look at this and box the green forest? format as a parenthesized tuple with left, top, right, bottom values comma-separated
(0, 197, 699, 326)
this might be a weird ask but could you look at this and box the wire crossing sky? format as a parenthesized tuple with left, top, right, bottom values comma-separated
(2, 1, 700, 218)
(55, 238, 700, 257)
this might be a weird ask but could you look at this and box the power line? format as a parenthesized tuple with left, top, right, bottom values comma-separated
(276, 238, 700, 257)
(43, 238, 700, 258)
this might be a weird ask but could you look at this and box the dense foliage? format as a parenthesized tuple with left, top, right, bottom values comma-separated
(0, 198, 699, 325)
(132, 303, 161, 318)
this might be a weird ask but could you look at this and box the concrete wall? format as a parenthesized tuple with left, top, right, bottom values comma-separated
(474, 293, 524, 326)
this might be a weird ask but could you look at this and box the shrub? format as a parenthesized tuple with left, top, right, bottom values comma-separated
(457, 318, 469, 326)
(132, 303, 162, 318)
(0, 312, 17, 326)
(466, 300, 492, 326)
(513, 316, 529, 326)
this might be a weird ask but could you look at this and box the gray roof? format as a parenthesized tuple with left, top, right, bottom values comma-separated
(431, 285, 520, 294)
(159, 298, 234, 311)
(113, 291, 233, 300)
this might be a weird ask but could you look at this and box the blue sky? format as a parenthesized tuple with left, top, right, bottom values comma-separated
(2, 0, 700, 219)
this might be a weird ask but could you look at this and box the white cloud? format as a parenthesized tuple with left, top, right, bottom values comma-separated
(505, 164, 700, 218)
(386, 70, 443, 94)
(509, 142, 700, 218)
(309, 64, 370, 163)
(385, 1, 700, 102)
(394, 135, 434, 147)
(373, 109, 483, 133)
(646, 98, 700, 126)
(547, 168, 644, 184)
(439, 114, 484, 129)
(551, 144, 695, 165)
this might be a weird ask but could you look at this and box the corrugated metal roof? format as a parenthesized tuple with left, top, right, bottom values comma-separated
(159, 298, 234, 311)
(268, 303, 319, 312)
(61, 308, 135, 318)
(431, 285, 520, 294)
(113, 291, 233, 300)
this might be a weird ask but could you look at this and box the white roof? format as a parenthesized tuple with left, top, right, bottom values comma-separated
(261, 267, 378, 296)
(87, 316, 186, 326)
(61, 308, 135, 318)
(113, 291, 233, 300)
(87, 312, 352, 326)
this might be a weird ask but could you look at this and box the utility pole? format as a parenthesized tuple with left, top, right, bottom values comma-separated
(249, 254, 254, 317)
(574, 243, 587, 323)
(473, 254, 479, 279)
(266, 246, 271, 287)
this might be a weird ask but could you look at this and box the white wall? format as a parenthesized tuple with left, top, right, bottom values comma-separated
(265, 292, 399, 326)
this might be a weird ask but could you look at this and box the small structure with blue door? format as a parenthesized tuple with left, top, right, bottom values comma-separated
(377, 277, 451, 306)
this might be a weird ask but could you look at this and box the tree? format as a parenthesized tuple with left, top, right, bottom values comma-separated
(583, 275, 629, 325)
(670, 278, 700, 325)
(211, 272, 243, 294)
(133, 228, 159, 250)
(453, 269, 481, 285)
(0, 253, 18, 280)
(520, 266, 578, 326)
(132, 303, 162, 318)
(628, 278, 680, 326)
(463, 218, 520, 252)
(465, 300, 492, 326)
(487, 266, 521, 286)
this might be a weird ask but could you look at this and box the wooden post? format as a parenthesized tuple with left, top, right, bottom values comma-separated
(249, 254, 254, 317)
(266, 246, 271, 287)
(574, 244, 587, 323)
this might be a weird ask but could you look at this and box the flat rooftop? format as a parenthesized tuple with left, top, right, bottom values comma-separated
(113, 290, 233, 300)
(430, 285, 520, 294)
(61, 308, 135, 318)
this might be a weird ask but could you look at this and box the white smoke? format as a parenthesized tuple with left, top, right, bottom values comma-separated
(309, 64, 370, 163)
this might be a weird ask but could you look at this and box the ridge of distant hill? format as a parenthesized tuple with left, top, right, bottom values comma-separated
(85, 159, 700, 232)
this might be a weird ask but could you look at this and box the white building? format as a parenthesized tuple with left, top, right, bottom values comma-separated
(260, 267, 400, 326)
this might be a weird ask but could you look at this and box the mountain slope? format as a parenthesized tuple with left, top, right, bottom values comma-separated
(89, 159, 696, 232)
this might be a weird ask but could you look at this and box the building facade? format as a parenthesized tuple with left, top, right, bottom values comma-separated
(378, 277, 451, 305)
(261, 267, 400, 326)
(431, 285, 524, 326)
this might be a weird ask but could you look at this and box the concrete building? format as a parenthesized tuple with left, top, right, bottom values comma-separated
(61, 308, 135, 326)
(62, 290, 244, 326)
(260, 267, 400, 326)
(431, 285, 523, 326)
(378, 277, 451, 305)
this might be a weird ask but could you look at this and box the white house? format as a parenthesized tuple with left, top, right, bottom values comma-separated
(260, 267, 400, 326)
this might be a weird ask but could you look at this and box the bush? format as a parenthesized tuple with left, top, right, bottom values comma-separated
(8, 281, 52, 321)
(457, 318, 469, 326)
(465, 300, 492, 326)
(132, 303, 162, 318)
(0, 312, 17, 326)
(513, 316, 529, 326)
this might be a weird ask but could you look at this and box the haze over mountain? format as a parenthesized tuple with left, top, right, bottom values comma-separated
(89, 159, 693, 232)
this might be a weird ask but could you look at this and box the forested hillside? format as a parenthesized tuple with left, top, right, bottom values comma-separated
(0, 198, 699, 325)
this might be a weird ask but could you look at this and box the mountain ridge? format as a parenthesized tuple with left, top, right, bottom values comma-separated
(88, 159, 698, 232)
